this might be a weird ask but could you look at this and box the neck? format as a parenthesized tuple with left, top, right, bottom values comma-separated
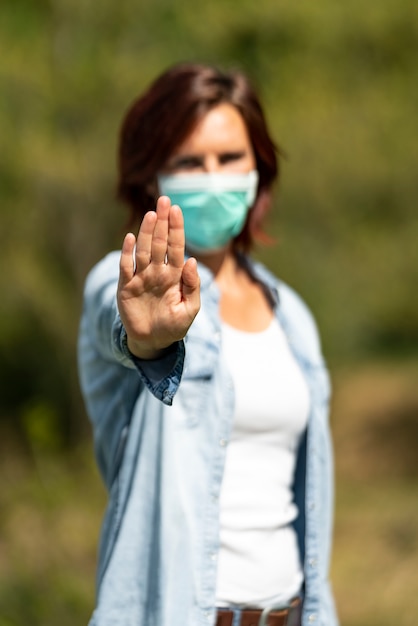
(190, 244, 237, 278)
(196, 246, 274, 332)
(197, 249, 250, 300)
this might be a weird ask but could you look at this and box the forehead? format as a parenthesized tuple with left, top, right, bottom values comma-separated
(174, 103, 251, 153)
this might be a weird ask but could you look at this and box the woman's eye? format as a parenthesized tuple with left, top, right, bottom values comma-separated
(172, 157, 202, 170)
(219, 151, 245, 164)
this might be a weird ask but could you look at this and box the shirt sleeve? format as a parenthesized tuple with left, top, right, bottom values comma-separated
(80, 251, 185, 406)
(78, 252, 185, 486)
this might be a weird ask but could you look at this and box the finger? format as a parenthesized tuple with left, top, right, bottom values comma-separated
(150, 196, 170, 265)
(119, 233, 136, 283)
(136, 211, 157, 272)
(166, 204, 185, 269)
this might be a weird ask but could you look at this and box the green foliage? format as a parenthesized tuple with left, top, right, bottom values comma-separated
(1, 0, 417, 441)
(1, 4, 417, 624)
(22, 400, 62, 454)
(0, 444, 104, 626)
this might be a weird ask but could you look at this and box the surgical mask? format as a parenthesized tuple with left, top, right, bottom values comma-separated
(157, 170, 259, 253)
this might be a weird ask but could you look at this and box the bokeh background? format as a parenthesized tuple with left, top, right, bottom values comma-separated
(1, 0, 417, 624)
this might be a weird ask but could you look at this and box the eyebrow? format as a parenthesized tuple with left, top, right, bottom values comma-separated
(219, 150, 246, 160)
(169, 150, 247, 167)
(169, 154, 204, 166)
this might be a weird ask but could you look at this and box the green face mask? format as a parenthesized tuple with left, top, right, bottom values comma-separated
(157, 171, 259, 253)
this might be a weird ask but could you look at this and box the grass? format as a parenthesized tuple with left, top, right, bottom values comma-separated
(0, 445, 105, 626)
(331, 360, 418, 626)
(0, 359, 417, 625)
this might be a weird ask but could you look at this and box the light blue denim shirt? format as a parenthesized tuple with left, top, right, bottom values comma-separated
(78, 251, 338, 626)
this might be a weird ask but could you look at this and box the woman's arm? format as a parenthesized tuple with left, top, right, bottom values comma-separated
(78, 197, 200, 485)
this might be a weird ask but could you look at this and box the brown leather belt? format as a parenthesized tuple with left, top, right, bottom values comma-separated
(216, 597, 302, 626)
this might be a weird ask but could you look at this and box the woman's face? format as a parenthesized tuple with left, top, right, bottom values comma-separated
(162, 103, 256, 175)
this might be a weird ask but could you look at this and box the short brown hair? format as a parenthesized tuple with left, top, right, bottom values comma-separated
(117, 62, 280, 252)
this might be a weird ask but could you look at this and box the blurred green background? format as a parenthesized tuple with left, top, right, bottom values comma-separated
(1, 0, 417, 624)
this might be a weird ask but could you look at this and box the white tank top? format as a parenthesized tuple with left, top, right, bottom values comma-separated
(215, 317, 310, 608)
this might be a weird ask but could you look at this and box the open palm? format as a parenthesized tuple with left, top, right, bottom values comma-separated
(117, 196, 200, 359)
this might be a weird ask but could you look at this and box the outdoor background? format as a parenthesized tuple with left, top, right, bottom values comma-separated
(1, 0, 417, 624)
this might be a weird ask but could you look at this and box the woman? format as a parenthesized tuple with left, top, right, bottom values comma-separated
(78, 63, 338, 626)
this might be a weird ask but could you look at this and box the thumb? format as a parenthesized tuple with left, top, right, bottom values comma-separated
(182, 257, 200, 303)
(119, 232, 136, 284)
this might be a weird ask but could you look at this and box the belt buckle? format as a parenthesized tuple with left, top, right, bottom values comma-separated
(257, 599, 299, 626)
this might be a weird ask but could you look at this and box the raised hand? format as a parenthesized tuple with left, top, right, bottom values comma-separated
(117, 196, 200, 359)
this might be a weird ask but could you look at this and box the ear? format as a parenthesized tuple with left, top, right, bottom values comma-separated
(254, 187, 272, 212)
(248, 187, 275, 244)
